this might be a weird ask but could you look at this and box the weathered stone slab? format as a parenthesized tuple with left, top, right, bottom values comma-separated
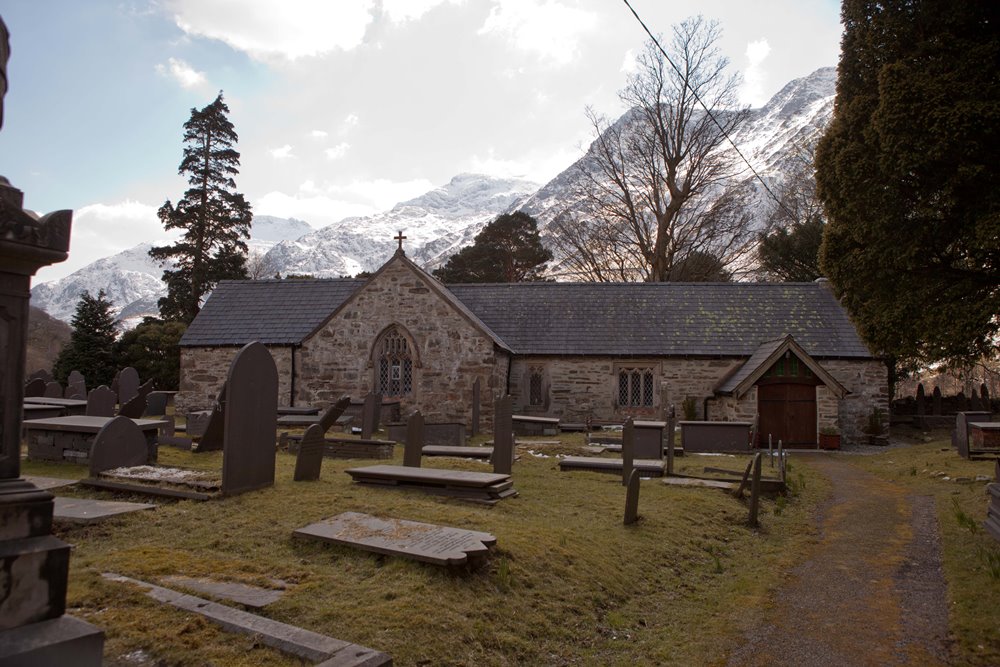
(85, 386, 115, 417)
(0, 616, 105, 667)
(102, 574, 390, 665)
(512, 414, 559, 436)
(161, 575, 286, 609)
(294, 424, 325, 481)
(295, 511, 496, 566)
(662, 476, 737, 490)
(422, 445, 493, 460)
(117, 367, 139, 405)
(22, 476, 79, 491)
(23, 404, 64, 419)
(23, 396, 88, 415)
(360, 392, 382, 440)
(89, 416, 150, 475)
(624, 468, 640, 525)
(143, 391, 169, 417)
(221, 342, 278, 496)
(492, 396, 514, 475)
(558, 456, 666, 477)
(345, 465, 516, 504)
(403, 411, 423, 468)
(117, 391, 147, 419)
(52, 497, 155, 524)
(43, 381, 63, 398)
(277, 405, 320, 416)
(23, 416, 166, 464)
(633, 420, 665, 460)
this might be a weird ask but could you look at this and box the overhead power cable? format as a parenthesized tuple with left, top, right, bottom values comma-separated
(620, 0, 801, 222)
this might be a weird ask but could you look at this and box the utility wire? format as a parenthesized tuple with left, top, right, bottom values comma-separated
(621, 0, 801, 222)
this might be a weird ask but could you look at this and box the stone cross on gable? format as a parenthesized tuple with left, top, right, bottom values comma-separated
(394, 230, 406, 253)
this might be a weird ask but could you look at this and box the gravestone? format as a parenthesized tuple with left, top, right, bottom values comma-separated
(85, 386, 116, 417)
(471, 377, 481, 436)
(44, 380, 63, 397)
(319, 395, 351, 433)
(971, 388, 983, 411)
(220, 342, 278, 496)
(88, 416, 150, 476)
(117, 389, 147, 418)
(621, 418, 635, 487)
(66, 370, 85, 399)
(144, 391, 168, 416)
(983, 383, 991, 409)
(403, 411, 424, 468)
(932, 386, 942, 415)
(294, 424, 325, 482)
(117, 366, 140, 404)
(27, 369, 52, 383)
(916, 384, 925, 417)
(666, 404, 677, 475)
(361, 392, 382, 440)
(624, 468, 640, 525)
(749, 452, 763, 528)
(24, 377, 45, 397)
(195, 383, 227, 452)
(492, 395, 514, 475)
(294, 511, 497, 567)
(0, 21, 105, 659)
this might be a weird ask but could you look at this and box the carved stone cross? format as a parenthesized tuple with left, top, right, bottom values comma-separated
(394, 230, 406, 251)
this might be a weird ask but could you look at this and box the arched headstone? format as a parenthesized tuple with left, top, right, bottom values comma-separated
(294, 424, 325, 482)
(144, 391, 169, 417)
(89, 416, 150, 476)
(220, 342, 278, 496)
(27, 369, 52, 383)
(86, 386, 116, 417)
(24, 377, 45, 397)
(43, 381, 62, 397)
(915, 383, 925, 417)
(117, 366, 140, 404)
(67, 370, 86, 398)
(403, 411, 424, 468)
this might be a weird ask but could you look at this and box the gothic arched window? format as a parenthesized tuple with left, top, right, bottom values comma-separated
(374, 327, 413, 397)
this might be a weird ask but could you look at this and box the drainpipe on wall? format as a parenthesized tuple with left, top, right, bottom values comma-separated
(703, 396, 711, 421)
(290, 344, 297, 407)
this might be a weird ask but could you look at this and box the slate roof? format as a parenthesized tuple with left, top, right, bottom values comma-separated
(715, 334, 849, 397)
(181, 277, 874, 359)
(179, 279, 364, 346)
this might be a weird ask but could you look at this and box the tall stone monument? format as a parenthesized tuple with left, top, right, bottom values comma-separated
(0, 15, 105, 663)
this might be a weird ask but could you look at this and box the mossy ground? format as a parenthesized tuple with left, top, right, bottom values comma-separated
(23, 433, 824, 666)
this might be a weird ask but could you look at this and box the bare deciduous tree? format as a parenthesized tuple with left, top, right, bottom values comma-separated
(552, 16, 756, 282)
(246, 248, 277, 280)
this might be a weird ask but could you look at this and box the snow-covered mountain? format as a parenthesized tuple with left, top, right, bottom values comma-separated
(30, 68, 836, 327)
(263, 173, 539, 277)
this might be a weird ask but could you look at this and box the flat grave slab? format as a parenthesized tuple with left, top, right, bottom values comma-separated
(161, 575, 286, 609)
(277, 405, 320, 416)
(277, 414, 322, 427)
(663, 476, 737, 490)
(82, 465, 221, 501)
(102, 574, 390, 665)
(23, 475, 80, 490)
(294, 511, 497, 567)
(422, 445, 493, 460)
(345, 464, 517, 504)
(558, 456, 667, 477)
(53, 497, 155, 524)
(23, 396, 88, 415)
(24, 416, 166, 464)
(23, 404, 65, 419)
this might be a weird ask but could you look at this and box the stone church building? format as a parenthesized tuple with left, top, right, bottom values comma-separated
(177, 247, 887, 447)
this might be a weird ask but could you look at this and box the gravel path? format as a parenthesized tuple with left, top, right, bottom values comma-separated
(726, 454, 951, 666)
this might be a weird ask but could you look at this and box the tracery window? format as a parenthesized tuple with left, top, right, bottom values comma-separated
(375, 327, 413, 396)
(618, 367, 654, 407)
(528, 366, 545, 406)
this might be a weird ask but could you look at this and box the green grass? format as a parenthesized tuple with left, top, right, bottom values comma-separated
(850, 430, 1000, 666)
(24, 435, 826, 666)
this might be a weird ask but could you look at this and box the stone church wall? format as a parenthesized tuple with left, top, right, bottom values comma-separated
(295, 258, 504, 427)
(176, 345, 293, 414)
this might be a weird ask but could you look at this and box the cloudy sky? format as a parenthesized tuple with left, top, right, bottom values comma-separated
(0, 0, 842, 283)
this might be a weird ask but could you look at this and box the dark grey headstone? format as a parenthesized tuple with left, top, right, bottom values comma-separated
(916, 383, 925, 417)
(749, 452, 763, 528)
(117, 391, 146, 419)
(117, 367, 140, 404)
(492, 395, 514, 476)
(932, 386, 942, 415)
(89, 416, 150, 476)
(85, 386, 116, 417)
(318, 395, 351, 434)
(294, 512, 497, 566)
(27, 369, 52, 382)
(294, 424, 325, 482)
(471, 377, 481, 436)
(666, 405, 677, 475)
(983, 383, 991, 407)
(196, 384, 227, 452)
(971, 388, 983, 411)
(361, 392, 382, 440)
(43, 381, 63, 397)
(24, 377, 46, 397)
(403, 411, 424, 468)
(621, 418, 635, 487)
(624, 468, 640, 525)
(66, 370, 86, 399)
(144, 391, 169, 417)
(221, 342, 278, 496)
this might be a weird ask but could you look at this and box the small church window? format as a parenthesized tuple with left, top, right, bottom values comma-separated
(618, 368, 654, 407)
(529, 366, 544, 406)
(376, 328, 412, 396)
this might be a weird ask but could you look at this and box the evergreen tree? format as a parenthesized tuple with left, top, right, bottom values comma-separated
(117, 318, 187, 390)
(53, 290, 119, 386)
(816, 0, 1000, 367)
(150, 92, 252, 323)
(758, 216, 824, 282)
(433, 212, 552, 283)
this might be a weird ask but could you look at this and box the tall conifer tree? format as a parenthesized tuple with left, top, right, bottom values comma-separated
(433, 212, 552, 283)
(151, 92, 252, 323)
(816, 1, 1000, 367)
(53, 290, 119, 386)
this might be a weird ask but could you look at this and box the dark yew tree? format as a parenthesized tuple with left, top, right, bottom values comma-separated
(816, 0, 1000, 367)
(116, 318, 187, 390)
(433, 212, 552, 283)
(150, 92, 252, 323)
(53, 290, 119, 386)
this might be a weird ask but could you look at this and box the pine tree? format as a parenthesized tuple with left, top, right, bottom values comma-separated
(815, 0, 1000, 367)
(433, 212, 552, 283)
(150, 92, 252, 323)
(53, 290, 119, 386)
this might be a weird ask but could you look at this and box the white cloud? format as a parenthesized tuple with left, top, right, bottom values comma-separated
(340, 113, 360, 133)
(478, 0, 598, 66)
(741, 39, 772, 107)
(154, 57, 208, 89)
(469, 144, 583, 184)
(381, 0, 460, 23)
(167, 0, 375, 61)
(309, 129, 329, 139)
(324, 142, 351, 160)
(268, 144, 295, 159)
(253, 177, 435, 227)
(620, 48, 638, 75)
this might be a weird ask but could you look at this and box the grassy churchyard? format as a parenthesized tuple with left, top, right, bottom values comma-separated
(21, 427, 1000, 666)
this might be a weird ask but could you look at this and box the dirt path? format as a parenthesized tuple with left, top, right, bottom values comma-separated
(726, 454, 952, 666)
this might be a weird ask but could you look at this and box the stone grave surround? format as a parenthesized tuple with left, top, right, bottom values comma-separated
(24, 415, 163, 466)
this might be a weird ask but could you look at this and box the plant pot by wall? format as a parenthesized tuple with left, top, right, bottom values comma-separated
(819, 433, 841, 450)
